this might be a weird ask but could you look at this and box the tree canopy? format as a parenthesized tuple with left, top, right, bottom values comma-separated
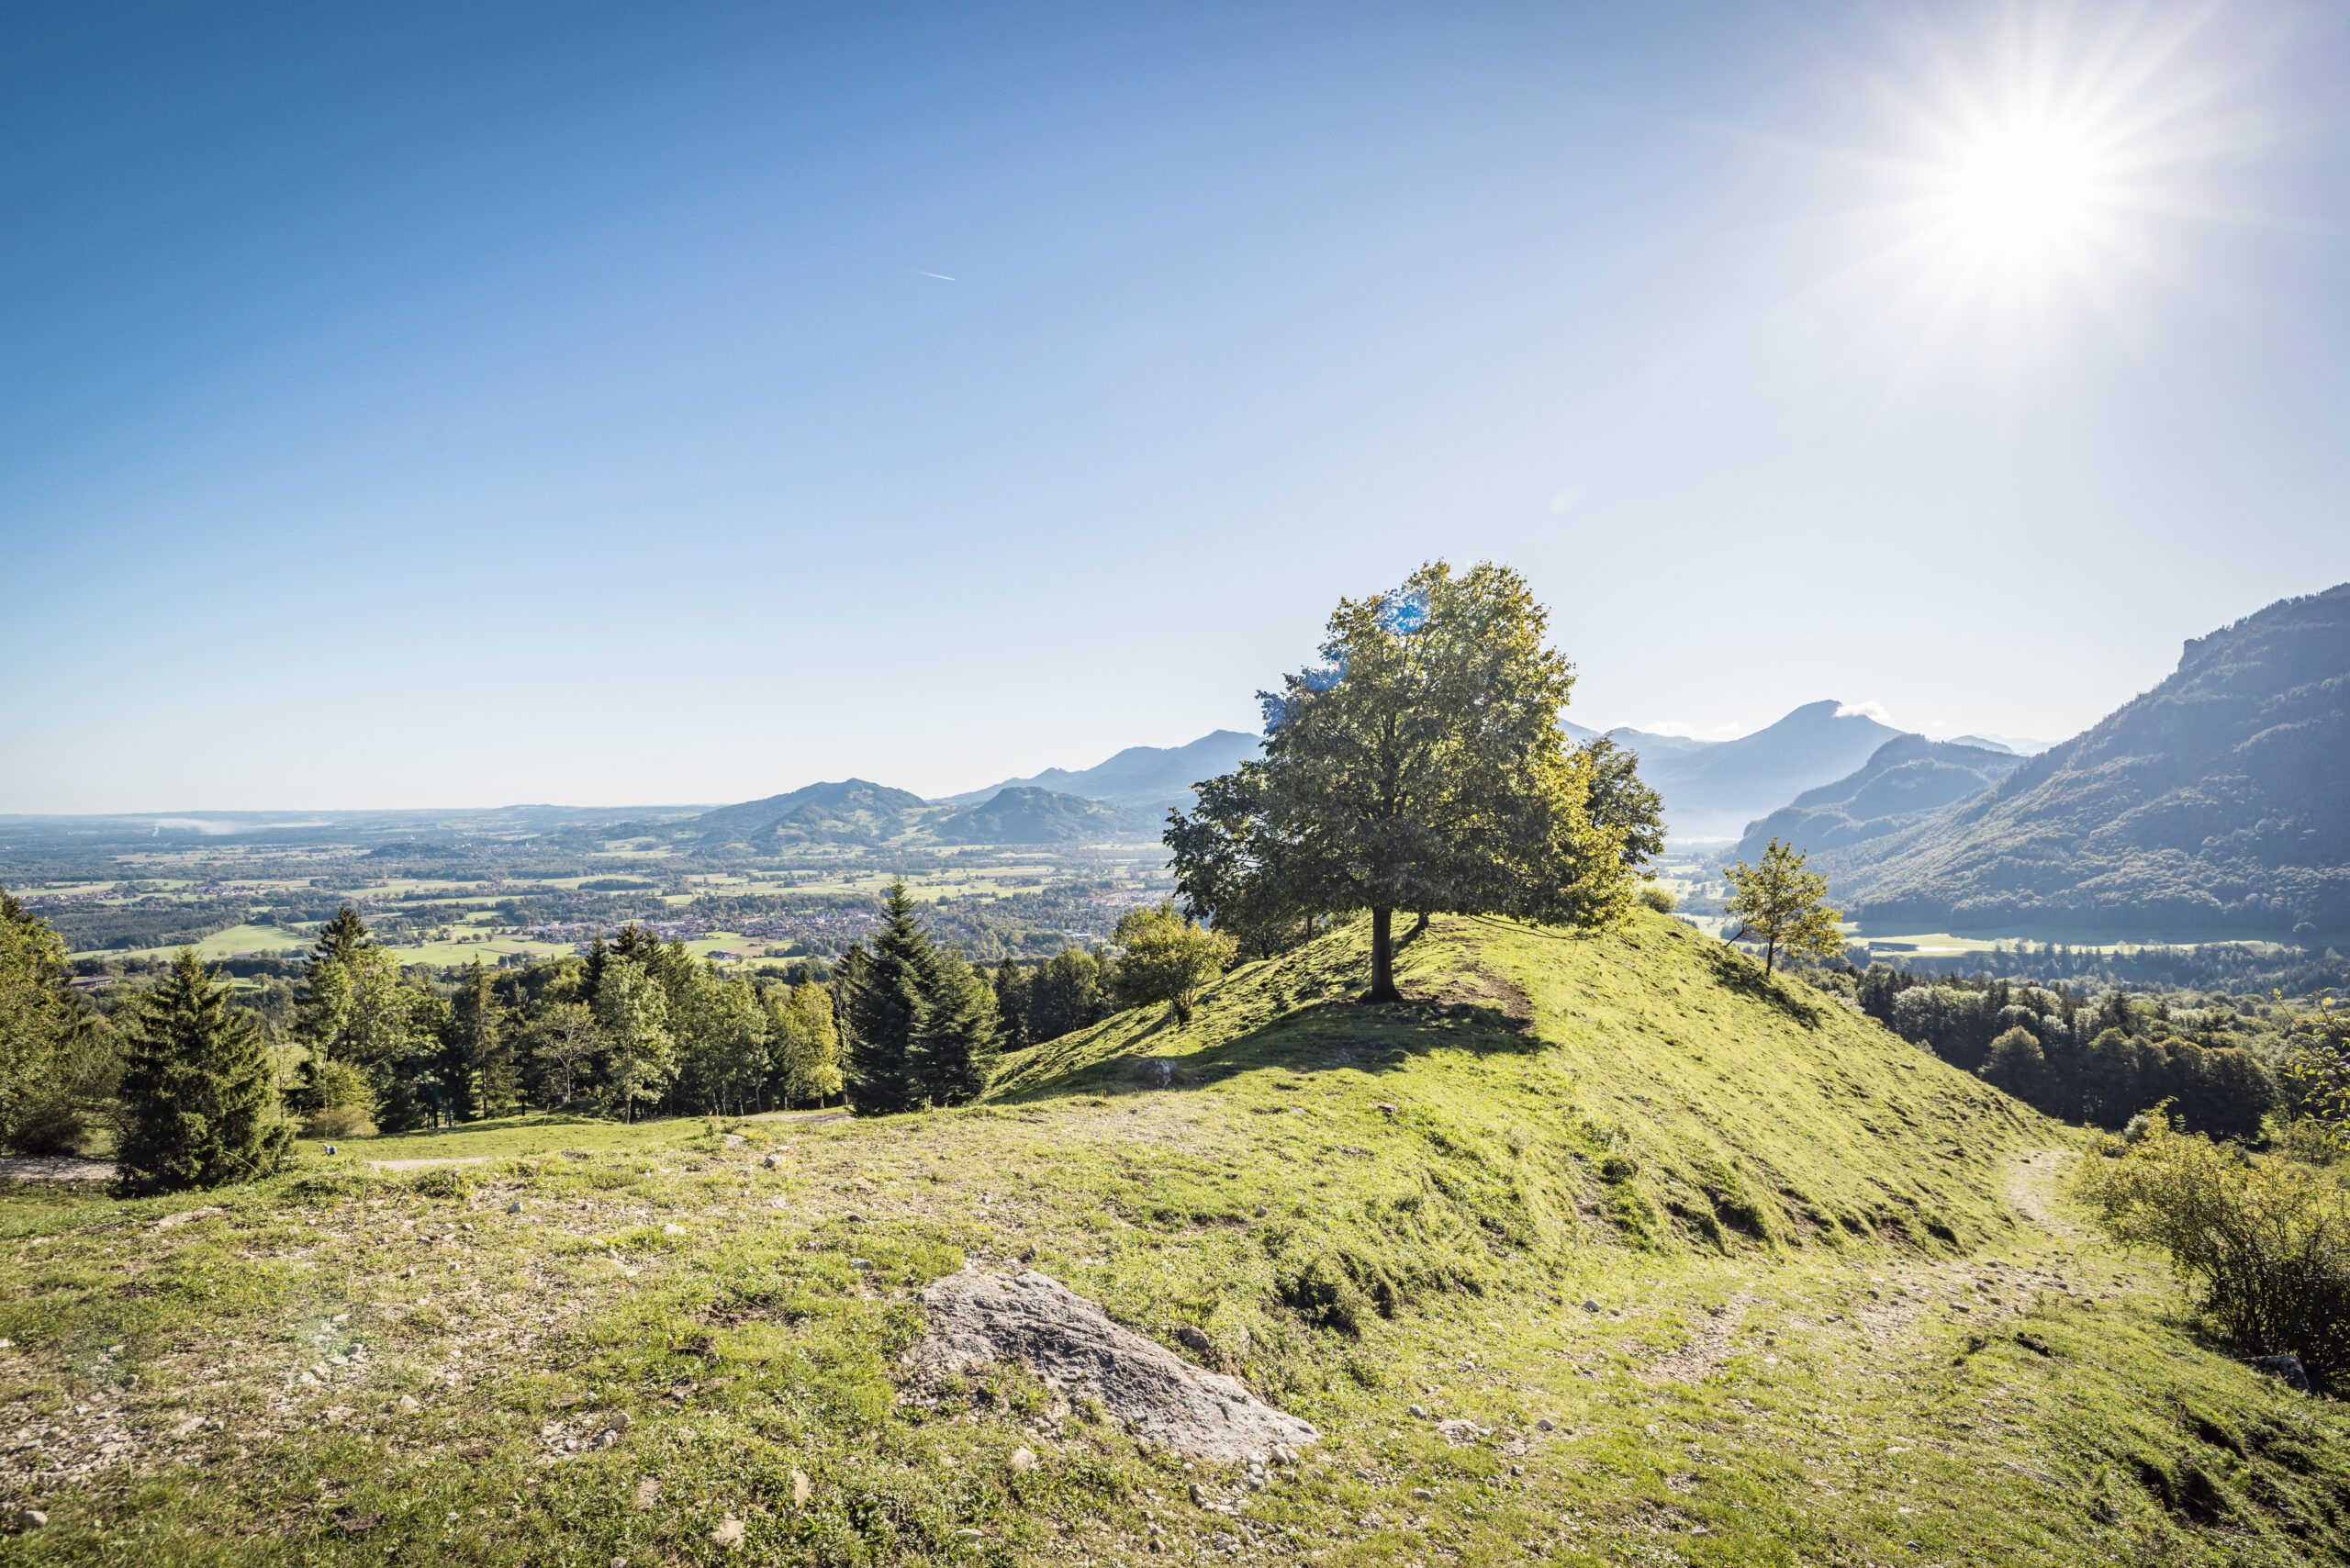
(1723, 837, 1846, 975)
(1168, 560, 1636, 1001)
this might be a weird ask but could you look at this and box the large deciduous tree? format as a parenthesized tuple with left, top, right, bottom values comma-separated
(115, 949, 290, 1196)
(1168, 560, 1634, 1002)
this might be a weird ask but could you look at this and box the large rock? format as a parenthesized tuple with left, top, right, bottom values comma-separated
(904, 1268, 1317, 1464)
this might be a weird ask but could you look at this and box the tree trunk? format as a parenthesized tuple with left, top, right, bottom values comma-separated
(1368, 907, 1400, 1002)
(1409, 911, 1430, 937)
(1764, 937, 1777, 973)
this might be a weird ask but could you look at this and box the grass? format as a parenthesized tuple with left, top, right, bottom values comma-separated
(6, 912, 2348, 1565)
(78, 923, 310, 962)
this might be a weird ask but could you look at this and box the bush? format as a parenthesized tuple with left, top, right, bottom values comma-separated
(1637, 883, 1677, 914)
(301, 1058, 377, 1139)
(2079, 1122, 2350, 1390)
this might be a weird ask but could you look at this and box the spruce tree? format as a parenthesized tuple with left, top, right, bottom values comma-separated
(991, 958, 1029, 1049)
(841, 883, 932, 1114)
(916, 949, 1000, 1107)
(115, 949, 290, 1197)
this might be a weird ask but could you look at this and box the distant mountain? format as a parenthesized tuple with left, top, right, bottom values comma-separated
(1839, 585, 2350, 938)
(932, 787, 1158, 846)
(942, 730, 1260, 812)
(1951, 733, 2053, 756)
(689, 779, 930, 848)
(1726, 735, 2024, 869)
(1596, 701, 1909, 840)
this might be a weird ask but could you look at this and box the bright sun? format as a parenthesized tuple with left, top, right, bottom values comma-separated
(1941, 117, 2110, 262)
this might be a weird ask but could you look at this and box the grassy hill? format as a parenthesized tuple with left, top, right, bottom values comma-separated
(6, 914, 2350, 1565)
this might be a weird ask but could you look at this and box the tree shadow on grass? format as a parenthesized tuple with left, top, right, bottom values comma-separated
(1692, 939, 1830, 1026)
(996, 992, 1542, 1106)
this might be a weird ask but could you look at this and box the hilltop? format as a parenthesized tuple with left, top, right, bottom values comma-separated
(1840, 585, 2350, 938)
(684, 778, 1160, 852)
(8, 913, 2346, 1564)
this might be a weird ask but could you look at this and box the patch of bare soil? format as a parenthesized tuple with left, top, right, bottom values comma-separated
(0, 1157, 114, 1183)
(1639, 1293, 1753, 1384)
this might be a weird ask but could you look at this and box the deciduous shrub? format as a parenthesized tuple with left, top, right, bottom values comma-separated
(2079, 1122, 2350, 1390)
(1637, 883, 1677, 914)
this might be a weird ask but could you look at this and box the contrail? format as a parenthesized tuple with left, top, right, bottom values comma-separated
(912, 269, 957, 282)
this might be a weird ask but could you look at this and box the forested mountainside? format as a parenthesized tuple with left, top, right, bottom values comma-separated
(1840, 585, 2350, 938)
(1728, 734, 2024, 868)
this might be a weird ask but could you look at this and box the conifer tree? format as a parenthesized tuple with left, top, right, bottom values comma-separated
(592, 958, 675, 1122)
(841, 883, 932, 1114)
(915, 948, 999, 1106)
(441, 959, 518, 1121)
(991, 958, 1030, 1049)
(115, 950, 290, 1196)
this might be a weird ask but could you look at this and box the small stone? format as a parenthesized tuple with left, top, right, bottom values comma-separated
(1407, 1404, 1428, 1419)
(711, 1514, 744, 1548)
(791, 1468, 811, 1506)
(397, 1394, 421, 1413)
(1412, 1487, 1435, 1501)
(1176, 1325, 1213, 1353)
(1373, 1102, 1398, 1115)
(1581, 1300, 1601, 1313)
(507, 1201, 524, 1214)
(662, 1222, 686, 1236)
(1536, 1417, 1555, 1431)
(632, 1476, 660, 1510)
(19, 1509, 46, 1529)
(1009, 1447, 1037, 1473)
(761, 1154, 780, 1169)
(1188, 1482, 1208, 1506)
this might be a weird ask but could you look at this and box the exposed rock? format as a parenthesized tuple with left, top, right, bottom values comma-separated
(1175, 1325, 1214, 1354)
(711, 1514, 744, 1548)
(904, 1268, 1318, 1464)
(790, 1469, 811, 1506)
(1009, 1446, 1038, 1472)
(632, 1476, 660, 1510)
(19, 1509, 46, 1529)
(2251, 1353, 2312, 1392)
(1135, 1058, 1180, 1089)
(1436, 1418, 1490, 1446)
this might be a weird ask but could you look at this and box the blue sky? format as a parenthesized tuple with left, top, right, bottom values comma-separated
(6, 0, 2347, 812)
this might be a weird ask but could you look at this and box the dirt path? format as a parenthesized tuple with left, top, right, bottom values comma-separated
(365, 1156, 496, 1172)
(0, 1156, 114, 1182)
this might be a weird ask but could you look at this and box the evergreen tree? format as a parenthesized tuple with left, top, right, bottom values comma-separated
(115, 950, 290, 1196)
(915, 948, 999, 1106)
(991, 958, 1030, 1049)
(1024, 948, 1108, 1043)
(841, 884, 933, 1114)
(441, 959, 518, 1122)
(1, 887, 111, 1155)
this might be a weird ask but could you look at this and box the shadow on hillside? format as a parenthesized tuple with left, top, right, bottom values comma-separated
(996, 993, 1542, 1106)
(358, 1113, 610, 1147)
(1693, 940, 1829, 1025)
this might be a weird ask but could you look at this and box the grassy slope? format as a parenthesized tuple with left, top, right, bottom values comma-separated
(4, 913, 2347, 1565)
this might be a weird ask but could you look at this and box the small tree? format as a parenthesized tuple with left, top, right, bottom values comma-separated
(1722, 837, 1844, 974)
(529, 1001, 602, 1108)
(115, 950, 291, 1196)
(1112, 902, 1237, 1025)
(769, 980, 843, 1108)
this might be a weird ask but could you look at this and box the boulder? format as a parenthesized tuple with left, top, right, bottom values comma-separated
(2250, 1353, 2312, 1392)
(904, 1268, 1317, 1464)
